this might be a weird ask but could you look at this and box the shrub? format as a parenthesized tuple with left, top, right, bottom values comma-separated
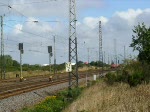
(57, 90, 68, 100)
(21, 88, 84, 112)
(104, 61, 148, 87)
(116, 70, 130, 83)
(67, 87, 82, 99)
(128, 72, 144, 87)
(43, 96, 64, 112)
(105, 72, 117, 85)
(34, 104, 53, 112)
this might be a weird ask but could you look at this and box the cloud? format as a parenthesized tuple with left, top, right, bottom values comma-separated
(115, 9, 143, 25)
(0, 0, 105, 18)
(14, 24, 23, 34)
(83, 16, 108, 29)
(77, 8, 150, 63)
(2, 1, 150, 64)
(78, 0, 105, 9)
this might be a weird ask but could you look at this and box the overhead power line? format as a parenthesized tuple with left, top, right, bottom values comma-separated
(5, 24, 53, 40)
(11, 0, 57, 5)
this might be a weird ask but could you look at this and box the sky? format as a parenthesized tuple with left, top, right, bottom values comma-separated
(0, 0, 150, 65)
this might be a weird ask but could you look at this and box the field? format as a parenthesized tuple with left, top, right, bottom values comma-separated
(63, 81, 150, 112)
(5, 70, 50, 79)
(3, 66, 101, 79)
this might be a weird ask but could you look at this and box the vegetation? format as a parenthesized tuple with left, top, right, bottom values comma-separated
(130, 23, 150, 63)
(105, 61, 150, 87)
(63, 23, 150, 111)
(104, 23, 149, 86)
(2, 22, 150, 111)
(63, 81, 150, 112)
(21, 87, 83, 112)
(0, 55, 108, 79)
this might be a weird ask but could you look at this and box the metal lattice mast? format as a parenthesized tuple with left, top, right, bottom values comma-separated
(53, 36, 56, 75)
(114, 39, 117, 65)
(99, 21, 103, 76)
(1, 16, 5, 79)
(68, 0, 78, 89)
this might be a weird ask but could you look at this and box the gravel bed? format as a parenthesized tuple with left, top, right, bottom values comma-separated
(0, 77, 87, 112)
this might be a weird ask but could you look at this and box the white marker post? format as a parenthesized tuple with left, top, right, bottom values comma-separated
(66, 62, 72, 72)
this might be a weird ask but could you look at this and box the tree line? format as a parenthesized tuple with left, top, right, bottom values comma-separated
(0, 55, 107, 73)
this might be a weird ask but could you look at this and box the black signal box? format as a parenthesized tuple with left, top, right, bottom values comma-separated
(19, 43, 23, 50)
(48, 46, 52, 53)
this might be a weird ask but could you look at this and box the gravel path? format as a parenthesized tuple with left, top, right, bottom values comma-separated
(0, 77, 88, 112)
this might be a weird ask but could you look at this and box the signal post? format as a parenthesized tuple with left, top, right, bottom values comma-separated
(48, 46, 53, 81)
(19, 43, 24, 82)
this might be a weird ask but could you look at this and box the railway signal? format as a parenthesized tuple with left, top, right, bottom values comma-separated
(48, 46, 53, 81)
(19, 43, 24, 81)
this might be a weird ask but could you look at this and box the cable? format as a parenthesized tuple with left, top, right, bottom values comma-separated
(11, 0, 57, 5)
(5, 24, 53, 40)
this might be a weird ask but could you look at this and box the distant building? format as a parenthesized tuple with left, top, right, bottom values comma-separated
(42, 64, 49, 66)
(111, 64, 119, 68)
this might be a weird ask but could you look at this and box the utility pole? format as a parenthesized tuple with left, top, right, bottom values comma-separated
(48, 46, 52, 77)
(53, 36, 56, 75)
(108, 54, 110, 65)
(49, 53, 52, 75)
(19, 43, 23, 81)
(1, 16, 5, 79)
(68, 0, 78, 89)
(124, 46, 126, 64)
(99, 21, 103, 77)
(103, 51, 105, 64)
(88, 48, 89, 68)
(111, 55, 113, 64)
(86, 48, 90, 86)
(96, 51, 98, 62)
(114, 39, 117, 65)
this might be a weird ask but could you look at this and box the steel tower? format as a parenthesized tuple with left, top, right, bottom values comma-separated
(99, 21, 103, 76)
(68, 0, 78, 89)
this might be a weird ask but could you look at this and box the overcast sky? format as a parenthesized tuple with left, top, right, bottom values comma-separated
(0, 0, 150, 65)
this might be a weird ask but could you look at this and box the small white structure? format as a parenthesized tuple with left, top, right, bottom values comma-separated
(71, 63, 76, 65)
(65, 62, 72, 72)
(93, 75, 97, 81)
(42, 64, 49, 66)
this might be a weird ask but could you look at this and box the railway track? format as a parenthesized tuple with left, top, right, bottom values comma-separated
(0, 75, 86, 100)
(0, 70, 101, 90)
(0, 78, 67, 99)
(0, 69, 114, 100)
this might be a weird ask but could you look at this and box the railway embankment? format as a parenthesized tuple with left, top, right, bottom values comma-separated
(0, 77, 87, 112)
(0, 81, 68, 112)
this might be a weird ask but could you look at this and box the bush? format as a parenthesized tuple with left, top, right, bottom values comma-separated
(21, 88, 84, 112)
(104, 61, 149, 87)
(67, 87, 83, 99)
(34, 104, 53, 112)
(122, 61, 149, 86)
(128, 72, 144, 87)
(116, 70, 130, 83)
(105, 72, 117, 85)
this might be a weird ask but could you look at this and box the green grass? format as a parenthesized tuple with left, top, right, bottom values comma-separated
(20, 88, 84, 112)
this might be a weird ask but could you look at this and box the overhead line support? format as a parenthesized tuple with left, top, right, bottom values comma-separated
(1, 16, 5, 79)
(99, 21, 103, 77)
(68, 0, 78, 89)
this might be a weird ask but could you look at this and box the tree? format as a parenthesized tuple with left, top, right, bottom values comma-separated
(130, 23, 150, 63)
(13, 60, 20, 67)
(77, 61, 84, 67)
(0, 55, 13, 67)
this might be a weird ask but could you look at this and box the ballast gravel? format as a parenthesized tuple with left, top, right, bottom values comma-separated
(0, 78, 86, 112)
